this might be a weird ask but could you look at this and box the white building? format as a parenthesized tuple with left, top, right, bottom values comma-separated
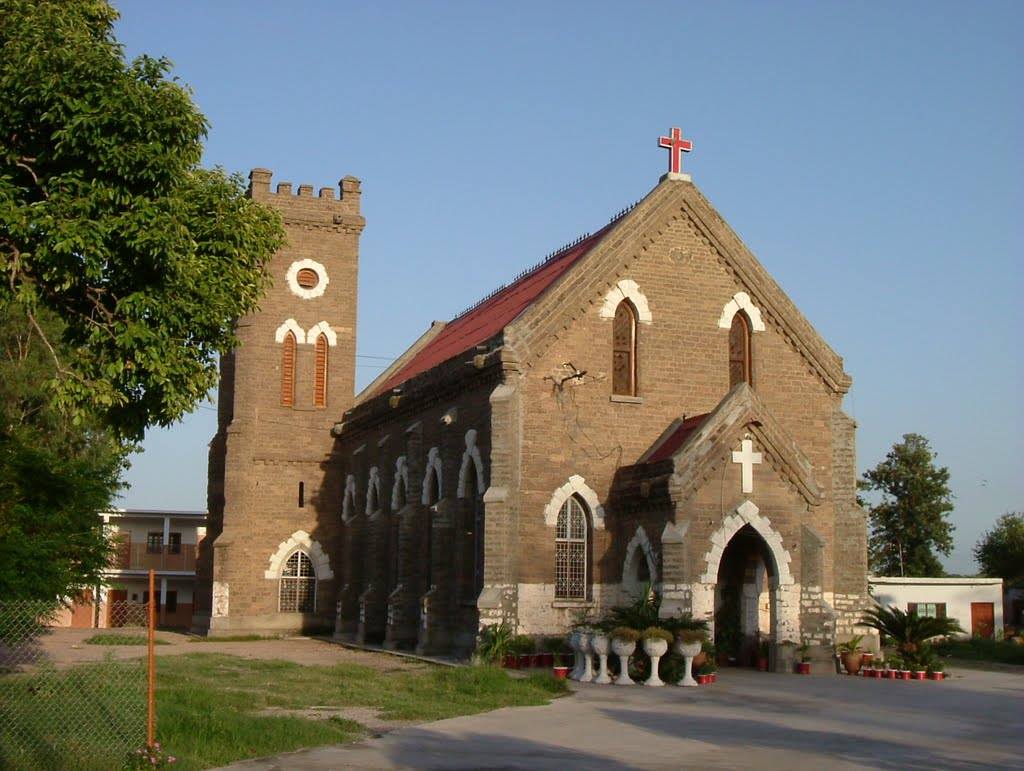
(869, 576, 1004, 638)
(54, 509, 206, 629)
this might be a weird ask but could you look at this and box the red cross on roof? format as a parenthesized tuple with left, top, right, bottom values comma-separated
(658, 127, 693, 175)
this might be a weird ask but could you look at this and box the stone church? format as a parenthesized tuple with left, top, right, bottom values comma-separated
(193, 141, 868, 662)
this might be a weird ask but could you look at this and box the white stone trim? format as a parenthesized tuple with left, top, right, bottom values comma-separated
(274, 318, 306, 344)
(306, 320, 337, 347)
(286, 258, 329, 300)
(365, 466, 381, 516)
(391, 456, 409, 509)
(599, 279, 653, 324)
(717, 291, 766, 332)
(699, 499, 793, 585)
(421, 447, 443, 504)
(457, 429, 485, 498)
(542, 474, 605, 530)
(342, 474, 357, 524)
(264, 529, 334, 581)
(622, 525, 658, 593)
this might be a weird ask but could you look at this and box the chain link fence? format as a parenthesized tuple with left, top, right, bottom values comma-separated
(0, 600, 151, 770)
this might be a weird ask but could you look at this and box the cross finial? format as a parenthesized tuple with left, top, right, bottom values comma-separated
(731, 438, 763, 494)
(658, 127, 693, 176)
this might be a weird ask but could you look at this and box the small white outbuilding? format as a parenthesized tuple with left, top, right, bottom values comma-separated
(869, 576, 1004, 638)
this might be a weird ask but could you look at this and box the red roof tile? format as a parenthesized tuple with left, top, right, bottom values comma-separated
(645, 413, 711, 464)
(372, 224, 613, 397)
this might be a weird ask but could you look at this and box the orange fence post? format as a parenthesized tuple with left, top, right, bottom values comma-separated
(147, 568, 156, 748)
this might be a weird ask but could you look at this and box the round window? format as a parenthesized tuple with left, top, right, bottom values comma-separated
(296, 268, 319, 289)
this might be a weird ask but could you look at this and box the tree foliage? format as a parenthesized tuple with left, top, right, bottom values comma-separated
(0, 305, 127, 599)
(1, 0, 283, 440)
(973, 512, 1024, 589)
(860, 433, 954, 577)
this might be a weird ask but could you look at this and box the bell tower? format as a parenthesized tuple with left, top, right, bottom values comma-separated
(194, 169, 364, 634)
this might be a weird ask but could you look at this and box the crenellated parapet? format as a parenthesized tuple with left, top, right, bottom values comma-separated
(247, 168, 365, 234)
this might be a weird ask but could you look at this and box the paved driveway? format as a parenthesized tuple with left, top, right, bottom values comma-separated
(220, 667, 1023, 770)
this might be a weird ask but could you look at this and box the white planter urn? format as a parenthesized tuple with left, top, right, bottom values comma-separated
(674, 638, 703, 687)
(591, 634, 611, 684)
(568, 631, 583, 680)
(577, 632, 594, 682)
(611, 638, 636, 685)
(642, 637, 668, 687)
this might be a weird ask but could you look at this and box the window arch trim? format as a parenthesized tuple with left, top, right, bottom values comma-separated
(542, 474, 605, 530)
(599, 279, 653, 323)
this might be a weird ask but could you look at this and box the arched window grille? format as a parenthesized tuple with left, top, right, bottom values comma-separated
(612, 300, 638, 396)
(555, 495, 590, 600)
(280, 331, 296, 407)
(279, 551, 316, 612)
(313, 333, 328, 407)
(729, 311, 752, 388)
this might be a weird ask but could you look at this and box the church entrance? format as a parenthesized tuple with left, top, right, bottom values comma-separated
(714, 524, 776, 667)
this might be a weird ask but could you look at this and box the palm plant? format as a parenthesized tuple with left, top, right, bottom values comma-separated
(859, 604, 963, 655)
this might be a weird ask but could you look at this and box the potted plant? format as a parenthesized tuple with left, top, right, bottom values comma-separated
(795, 641, 812, 674)
(926, 661, 945, 681)
(510, 634, 534, 669)
(756, 639, 770, 671)
(475, 622, 514, 668)
(540, 637, 561, 668)
(886, 655, 902, 679)
(641, 627, 672, 687)
(591, 630, 612, 684)
(696, 662, 715, 685)
(610, 627, 639, 685)
(552, 651, 571, 679)
(837, 635, 865, 675)
(674, 629, 705, 687)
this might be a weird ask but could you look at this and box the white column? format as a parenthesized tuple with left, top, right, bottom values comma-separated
(162, 516, 170, 545)
(159, 576, 168, 625)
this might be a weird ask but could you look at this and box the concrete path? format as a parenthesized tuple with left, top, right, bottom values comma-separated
(218, 667, 1024, 770)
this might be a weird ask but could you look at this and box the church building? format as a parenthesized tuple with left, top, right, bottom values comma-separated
(193, 130, 868, 663)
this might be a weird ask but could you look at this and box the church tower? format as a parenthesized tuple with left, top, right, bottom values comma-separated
(193, 169, 364, 635)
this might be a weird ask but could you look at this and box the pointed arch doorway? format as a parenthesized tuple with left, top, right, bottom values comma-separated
(715, 525, 775, 666)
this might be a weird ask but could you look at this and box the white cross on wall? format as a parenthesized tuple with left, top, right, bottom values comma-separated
(732, 438, 763, 494)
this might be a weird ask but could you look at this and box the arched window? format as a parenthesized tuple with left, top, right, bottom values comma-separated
(612, 300, 638, 396)
(279, 551, 316, 612)
(313, 333, 328, 408)
(729, 311, 752, 388)
(555, 495, 590, 600)
(460, 471, 485, 602)
(280, 331, 296, 407)
(424, 466, 440, 589)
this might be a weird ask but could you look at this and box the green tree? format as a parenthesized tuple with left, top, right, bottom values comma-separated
(974, 512, 1024, 589)
(0, 0, 284, 599)
(859, 433, 954, 577)
(1, 0, 283, 441)
(0, 305, 127, 600)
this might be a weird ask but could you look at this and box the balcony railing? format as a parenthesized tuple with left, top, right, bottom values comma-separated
(111, 543, 196, 572)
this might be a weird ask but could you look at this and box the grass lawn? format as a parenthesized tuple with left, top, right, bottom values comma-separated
(85, 633, 170, 645)
(1, 653, 569, 770)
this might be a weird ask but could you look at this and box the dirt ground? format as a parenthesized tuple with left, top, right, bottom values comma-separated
(32, 628, 430, 671)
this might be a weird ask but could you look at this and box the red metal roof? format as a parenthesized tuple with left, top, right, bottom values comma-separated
(372, 224, 613, 397)
(645, 413, 711, 463)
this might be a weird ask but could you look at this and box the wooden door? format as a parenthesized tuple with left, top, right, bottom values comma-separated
(970, 602, 995, 638)
(70, 589, 95, 628)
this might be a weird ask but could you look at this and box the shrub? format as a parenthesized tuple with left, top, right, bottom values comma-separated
(475, 623, 513, 664)
(510, 634, 535, 655)
(610, 627, 640, 643)
(641, 627, 673, 643)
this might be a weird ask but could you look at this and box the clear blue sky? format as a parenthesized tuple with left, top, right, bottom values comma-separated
(113, 1, 1023, 574)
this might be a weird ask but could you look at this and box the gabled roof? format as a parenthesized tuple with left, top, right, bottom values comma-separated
(368, 224, 613, 398)
(661, 383, 823, 507)
(642, 413, 711, 464)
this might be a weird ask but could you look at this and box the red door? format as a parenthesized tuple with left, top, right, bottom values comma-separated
(970, 602, 995, 639)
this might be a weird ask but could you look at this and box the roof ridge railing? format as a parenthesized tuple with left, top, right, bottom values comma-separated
(449, 198, 638, 321)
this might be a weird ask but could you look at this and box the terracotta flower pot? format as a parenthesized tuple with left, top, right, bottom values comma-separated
(541, 652, 554, 668)
(518, 654, 532, 669)
(899, 670, 911, 681)
(885, 669, 896, 679)
(552, 666, 570, 680)
(503, 654, 517, 669)
(913, 671, 926, 681)
(928, 671, 945, 681)
(840, 651, 863, 675)
(697, 674, 709, 685)
(797, 661, 811, 675)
